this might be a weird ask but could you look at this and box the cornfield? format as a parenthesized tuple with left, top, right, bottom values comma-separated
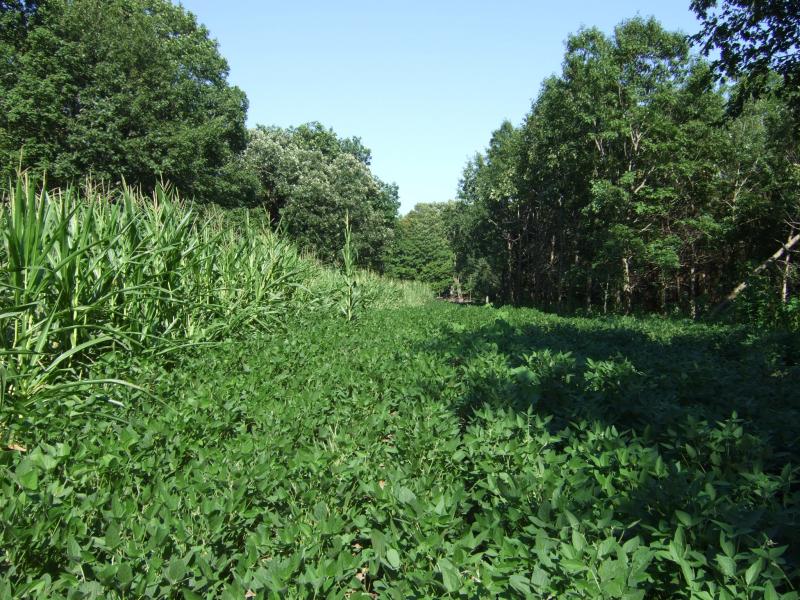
(1, 177, 306, 440)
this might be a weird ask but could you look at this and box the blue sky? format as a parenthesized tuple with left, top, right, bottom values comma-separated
(179, 1, 703, 213)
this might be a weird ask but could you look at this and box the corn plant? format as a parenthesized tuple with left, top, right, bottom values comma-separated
(339, 211, 361, 322)
(0, 176, 308, 441)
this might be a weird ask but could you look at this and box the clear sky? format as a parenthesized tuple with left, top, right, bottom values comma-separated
(178, 1, 703, 214)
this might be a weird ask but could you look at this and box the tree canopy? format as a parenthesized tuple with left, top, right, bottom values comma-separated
(0, 0, 249, 199)
(243, 123, 399, 268)
(444, 17, 799, 317)
(690, 0, 800, 86)
(384, 203, 454, 295)
(1, 1, 797, 313)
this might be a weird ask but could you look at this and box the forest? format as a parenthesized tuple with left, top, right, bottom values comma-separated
(1, 0, 799, 598)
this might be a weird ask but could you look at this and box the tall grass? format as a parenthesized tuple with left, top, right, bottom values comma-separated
(1, 177, 306, 441)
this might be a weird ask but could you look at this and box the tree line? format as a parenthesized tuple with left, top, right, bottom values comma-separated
(2, 0, 798, 322)
(390, 4, 799, 324)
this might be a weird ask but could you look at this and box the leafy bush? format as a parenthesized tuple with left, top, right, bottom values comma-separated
(733, 273, 800, 332)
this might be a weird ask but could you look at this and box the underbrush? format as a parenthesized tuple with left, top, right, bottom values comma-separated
(731, 273, 800, 333)
(302, 264, 434, 313)
(2, 303, 797, 598)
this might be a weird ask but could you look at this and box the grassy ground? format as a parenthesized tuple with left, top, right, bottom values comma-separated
(2, 302, 798, 598)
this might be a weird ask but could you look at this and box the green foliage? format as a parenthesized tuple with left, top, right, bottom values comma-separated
(302, 260, 433, 313)
(690, 0, 800, 92)
(447, 16, 799, 320)
(384, 203, 454, 295)
(0, 176, 315, 444)
(243, 123, 399, 268)
(339, 212, 362, 322)
(2, 297, 798, 597)
(450, 122, 523, 303)
(733, 272, 800, 331)
(2, 5, 800, 598)
(0, 0, 249, 201)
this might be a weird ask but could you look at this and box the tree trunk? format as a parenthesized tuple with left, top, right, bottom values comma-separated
(782, 252, 792, 304)
(586, 273, 593, 311)
(622, 256, 632, 314)
(506, 237, 514, 305)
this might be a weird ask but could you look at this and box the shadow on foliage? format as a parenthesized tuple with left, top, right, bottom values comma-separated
(417, 309, 800, 583)
(421, 310, 800, 455)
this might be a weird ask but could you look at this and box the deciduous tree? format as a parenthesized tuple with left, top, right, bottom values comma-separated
(244, 123, 399, 268)
(0, 0, 249, 200)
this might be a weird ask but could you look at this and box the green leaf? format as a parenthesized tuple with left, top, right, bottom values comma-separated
(768, 545, 788, 560)
(679, 559, 695, 586)
(66, 537, 81, 561)
(97, 563, 117, 584)
(673, 526, 685, 551)
(116, 563, 133, 586)
(313, 501, 329, 521)
(719, 532, 735, 558)
(565, 510, 580, 528)
(561, 558, 588, 573)
(396, 487, 417, 504)
(622, 536, 641, 554)
(601, 579, 625, 597)
(166, 556, 187, 585)
(704, 482, 717, 501)
(105, 522, 121, 549)
(744, 558, 764, 586)
(15, 460, 38, 491)
(509, 574, 531, 595)
(599, 558, 627, 585)
(715, 555, 736, 578)
(29, 448, 59, 471)
(598, 537, 617, 558)
(764, 581, 779, 600)
(531, 567, 550, 590)
(437, 558, 460, 592)
(371, 530, 387, 558)
(572, 529, 586, 552)
(385, 548, 401, 570)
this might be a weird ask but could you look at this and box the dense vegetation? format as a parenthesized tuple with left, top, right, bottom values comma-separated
(242, 123, 399, 268)
(3, 3, 797, 310)
(690, 0, 800, 103)
(3, 298, 799, 597)
(0, 1, 399, 261)
(441, 17, 799, 322)
(0, 178, 426, 433)
(1, 0, 799, 597)
(384, 203, 454, 295)
(0, 0, 250, 200)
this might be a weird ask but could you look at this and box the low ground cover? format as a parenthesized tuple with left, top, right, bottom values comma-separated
(2, 302, 798, 598)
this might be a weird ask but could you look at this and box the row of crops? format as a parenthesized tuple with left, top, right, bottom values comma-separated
(0, 178, 428, 445)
